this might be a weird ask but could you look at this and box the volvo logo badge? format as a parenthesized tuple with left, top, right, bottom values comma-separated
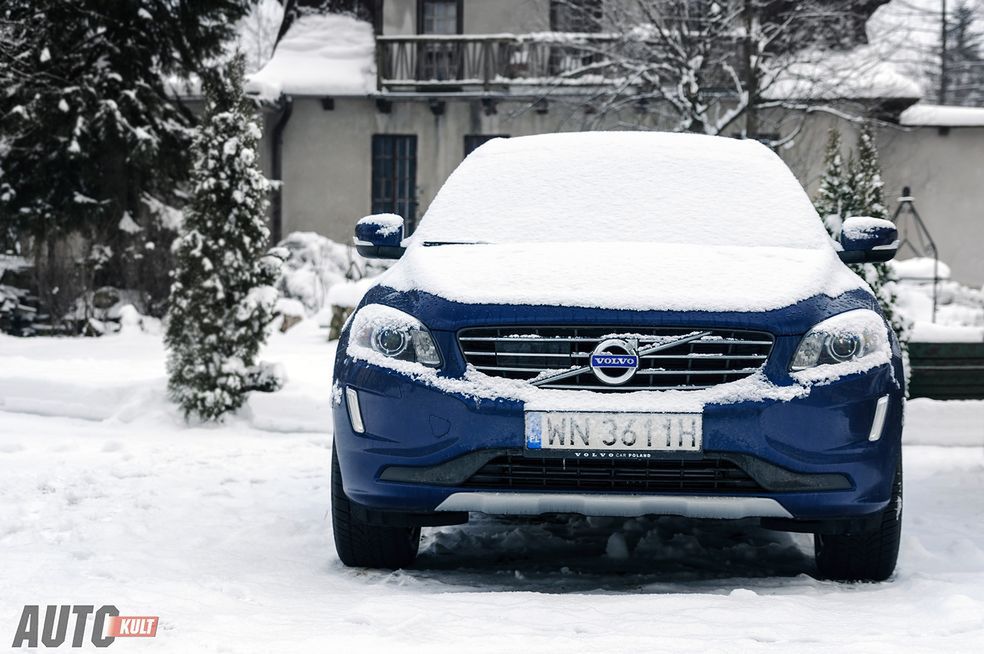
(589, 338, 640, 385)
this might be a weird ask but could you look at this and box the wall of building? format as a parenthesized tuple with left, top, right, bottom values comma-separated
(382, 0, 549, 35)
(877, 126, 984, 286)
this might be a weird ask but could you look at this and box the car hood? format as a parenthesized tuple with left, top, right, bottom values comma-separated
(377, 241, 867, 314)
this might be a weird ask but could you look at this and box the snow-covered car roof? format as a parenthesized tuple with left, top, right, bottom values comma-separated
(382, 132, 866, 312)
(411, 131, 831, 251)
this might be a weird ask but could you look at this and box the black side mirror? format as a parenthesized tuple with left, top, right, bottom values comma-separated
(838, 216, 899, 264)
(354, 214, 405, 260)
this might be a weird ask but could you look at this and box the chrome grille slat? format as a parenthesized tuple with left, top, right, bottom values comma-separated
(472, 365, 571, 373)
(635, 368, 760, 376)
(463, 350, 573, 358)
(459, 335, 773, 346)
(458, 325, 774, 392)
(538, 383, 716, 391)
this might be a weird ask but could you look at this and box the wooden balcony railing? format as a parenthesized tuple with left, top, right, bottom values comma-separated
(376, 34, 619, 92)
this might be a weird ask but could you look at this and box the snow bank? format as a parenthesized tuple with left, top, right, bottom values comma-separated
(326, 277, 376, 309)
(904, 399, 984, 446)
(891, 257, 951, 281)
(900, 104, 984, 127)
(911, 322, 984, 343)
(0, 254, 29, 276)
(246, 13, 376, 102)
(0, 322, 335, 433)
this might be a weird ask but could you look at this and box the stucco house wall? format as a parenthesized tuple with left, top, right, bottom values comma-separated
(877, 126, 984, 286)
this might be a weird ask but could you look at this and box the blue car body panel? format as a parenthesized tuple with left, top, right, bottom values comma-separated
(332, 285, 905, 522)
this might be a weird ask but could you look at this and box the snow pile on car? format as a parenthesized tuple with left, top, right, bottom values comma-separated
(382, 132, 866, 311)
(411, 132, 831, 249)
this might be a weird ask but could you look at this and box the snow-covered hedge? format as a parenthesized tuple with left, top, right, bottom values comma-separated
(275, 232, 388, 316)
(891, 257, 984, 342)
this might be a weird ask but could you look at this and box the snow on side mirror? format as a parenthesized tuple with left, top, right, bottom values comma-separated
(838, 216, 899, 264)
(354, 214, 405, 260)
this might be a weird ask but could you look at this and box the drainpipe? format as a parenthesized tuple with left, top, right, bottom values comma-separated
(270, 95, 293, 244)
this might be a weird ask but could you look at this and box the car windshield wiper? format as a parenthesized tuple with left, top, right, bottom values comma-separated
(422, 241, 489, 247)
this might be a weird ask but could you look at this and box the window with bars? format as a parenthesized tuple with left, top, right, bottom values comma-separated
(464, 134, 510, 158)
(371, 135, 418, 230)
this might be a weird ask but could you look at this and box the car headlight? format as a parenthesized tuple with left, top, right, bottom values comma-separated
(790, 309, 890, 371)
(349, 304, 441, 367)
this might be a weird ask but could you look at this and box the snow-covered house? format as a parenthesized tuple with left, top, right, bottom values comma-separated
(246, 0, 984, 286)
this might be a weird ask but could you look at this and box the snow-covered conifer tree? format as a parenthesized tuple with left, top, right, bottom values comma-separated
(813, 128, 852, 238)
(849, 123, 911, 352)
(0, 0, 251, 320)
(165, 55, 282, 421)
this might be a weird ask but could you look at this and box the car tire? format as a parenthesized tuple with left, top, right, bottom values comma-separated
(814, 451, 902, 582)
(331, 445, 420, 569)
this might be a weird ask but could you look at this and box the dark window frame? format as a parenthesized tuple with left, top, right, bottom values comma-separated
(464, 134, 510, 158)
(417, 0, 464, 35)
(548, 0, 603, 76)
(371, 134, 419, 231)
(549, 0, 602, 33)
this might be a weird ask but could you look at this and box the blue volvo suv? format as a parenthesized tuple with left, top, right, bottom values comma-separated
(331, 132, 905, 581)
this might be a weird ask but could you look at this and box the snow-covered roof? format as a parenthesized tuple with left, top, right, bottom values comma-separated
(900, 104, 984, 127)
(766, 47, 921, 102)
(246, 13, 376, 102)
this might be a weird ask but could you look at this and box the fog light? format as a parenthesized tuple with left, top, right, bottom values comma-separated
(868, 395, 889, 442)
(345, 387, 365, 434)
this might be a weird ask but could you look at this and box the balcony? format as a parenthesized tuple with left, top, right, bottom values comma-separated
(376, 34, 619, 94)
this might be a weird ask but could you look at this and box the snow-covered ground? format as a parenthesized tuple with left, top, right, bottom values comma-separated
(1, 326, 983, 652)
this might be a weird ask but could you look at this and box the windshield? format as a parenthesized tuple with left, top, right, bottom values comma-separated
(410, 132, 831, 250)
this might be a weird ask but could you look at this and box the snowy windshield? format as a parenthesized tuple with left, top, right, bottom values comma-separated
(411, 132, 831, 250)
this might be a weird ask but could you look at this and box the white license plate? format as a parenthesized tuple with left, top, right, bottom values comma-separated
(525, 412, 702, 453)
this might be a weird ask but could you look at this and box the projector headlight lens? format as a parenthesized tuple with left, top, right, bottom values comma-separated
(790, 309, 890, 371)
(350, 305, 441, 367)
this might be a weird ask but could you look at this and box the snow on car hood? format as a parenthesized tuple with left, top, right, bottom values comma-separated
(377, 241, 867, 312)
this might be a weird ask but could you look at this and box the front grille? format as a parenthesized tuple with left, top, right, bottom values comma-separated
(458, 326, 773, 391)
(462, 455, 764, 493)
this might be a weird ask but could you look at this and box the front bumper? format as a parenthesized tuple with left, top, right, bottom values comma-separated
(333, 359, 904, 522)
